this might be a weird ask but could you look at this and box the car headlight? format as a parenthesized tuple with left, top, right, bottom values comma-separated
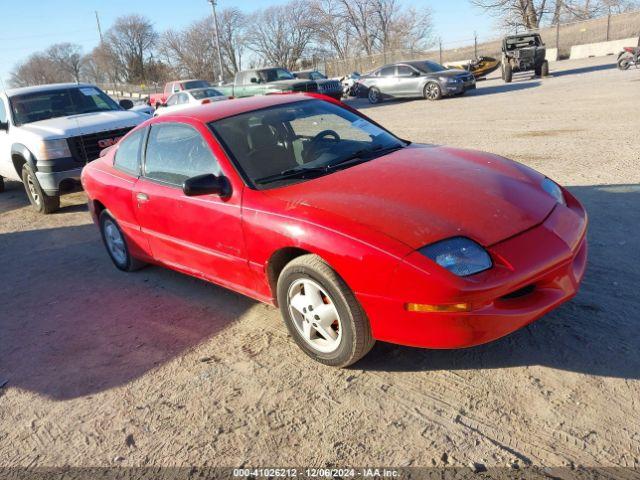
(420, 237, 492, 277)
(541, 178, 566, 206)
(441, 77, 460, 83)
(34, 139, 71, 160)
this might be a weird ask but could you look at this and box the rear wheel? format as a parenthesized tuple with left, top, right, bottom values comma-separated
(503, 63, 513, 83)
(99, 210, 146, 272)
(277, 254, 375, 367)
(424, 82, 442, 101)
(617, 53, 632, 70)
(367, 87, 382, 104)
(21, 164, 60, 214)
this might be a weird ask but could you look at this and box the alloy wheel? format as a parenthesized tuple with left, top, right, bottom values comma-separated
(103, 219, 127, 266)
(26, 173, 40, 206)
(287, 278, 343, 354)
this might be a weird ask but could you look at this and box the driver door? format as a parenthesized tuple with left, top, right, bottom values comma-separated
(133, 121, 250, 290)
(395, 65, 422, 96)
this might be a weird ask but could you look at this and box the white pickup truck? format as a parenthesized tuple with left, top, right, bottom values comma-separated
(0, 83, 148, 213)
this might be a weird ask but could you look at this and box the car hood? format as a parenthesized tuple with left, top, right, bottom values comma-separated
(18, 110, 146, 139)
(267, 79, 317, 89)
(429, 69, 470, 78)
(265, 145, 556, 249)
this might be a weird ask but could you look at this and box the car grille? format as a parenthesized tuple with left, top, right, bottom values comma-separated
(319, 80, 341, 94)
(67, 127, 134, 163)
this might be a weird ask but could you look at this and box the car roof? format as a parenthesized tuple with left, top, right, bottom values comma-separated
(158, 93, 316, 123)
(4, 82, 96, 97)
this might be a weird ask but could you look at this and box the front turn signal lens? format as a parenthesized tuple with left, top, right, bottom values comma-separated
(405, 303, 471, 313)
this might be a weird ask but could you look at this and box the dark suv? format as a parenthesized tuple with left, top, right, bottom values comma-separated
(501, 33, 549, 83)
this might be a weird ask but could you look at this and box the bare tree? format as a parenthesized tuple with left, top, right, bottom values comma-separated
(217, 8, 248, 75)
(310, 0, 356, 60)
(470, 0, 549, 29)
(159, 21, 217, 80)
(246, 0, 315, 69)
(104, 14, 158, 83)
(46, 43, 84, 83)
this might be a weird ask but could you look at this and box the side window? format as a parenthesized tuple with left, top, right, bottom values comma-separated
(172, 83, 181, 93)
(177, 93, 189, 105)
(397, 66, 415, 77)
(144, 123, 221, 186)
(114, 129, 144, 176)
(380, 66, 395, 77)
(166, 94, 178, 106)
(0, 99, 7, 123)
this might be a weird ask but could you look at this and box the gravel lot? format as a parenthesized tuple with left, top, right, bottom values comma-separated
(1, 56, 639, 470)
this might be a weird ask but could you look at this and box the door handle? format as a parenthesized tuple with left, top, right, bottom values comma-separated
(136, 193, 149, 203)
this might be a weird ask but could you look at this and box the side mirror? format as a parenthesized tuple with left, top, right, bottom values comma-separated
(119, 99, 134, 110)
(183, 173, 231, 197)
(413, 71, 420, 76)
(250, 77, 259, 84)
(0, 121, 8, 131)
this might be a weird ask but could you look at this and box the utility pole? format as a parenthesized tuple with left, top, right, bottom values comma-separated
(95, 11, 104, 43)
(208, 0, 225, 84)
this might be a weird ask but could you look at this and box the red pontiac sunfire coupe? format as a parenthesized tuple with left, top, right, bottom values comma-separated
(82, 93, 587, 367)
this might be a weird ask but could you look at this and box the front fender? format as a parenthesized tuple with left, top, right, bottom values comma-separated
(10, 143, 37, 175)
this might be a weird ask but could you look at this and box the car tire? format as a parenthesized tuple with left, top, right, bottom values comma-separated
(0, 176, 4, 193)
(541, 60, 549, 77)
(424, 82, 442, 101)
(21, 164, 60, 214)
(503, 63, 513, 83)
(277, 254, 375, 367)
(367, 87, 382, 104)
(99, 210, 146, 272)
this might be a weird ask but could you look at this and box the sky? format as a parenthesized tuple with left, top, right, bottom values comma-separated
(0, 0, 497, 86)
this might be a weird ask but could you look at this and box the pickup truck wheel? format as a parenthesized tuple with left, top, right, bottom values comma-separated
(0, 177, 4, 193)
(21, 165, 60, 214)
(99, 210, 146, 272)
(277, 254, 375, 367)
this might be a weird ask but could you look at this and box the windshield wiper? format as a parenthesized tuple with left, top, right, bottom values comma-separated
(325, 144, 405, 170)
(254, 165, 329, 185)
(254, 144, 405, 186)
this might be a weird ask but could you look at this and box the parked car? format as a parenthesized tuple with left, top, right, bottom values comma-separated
(81, 93, 587, 367)
(148, 79, 211, 108)
(154, 87, 230, 117)
(292, 70, 343, 100)
(501, 33, 549, 83)
(216, 67, 318, 99)
(358, 60, 476, 104)
(0, 83, 147, 213)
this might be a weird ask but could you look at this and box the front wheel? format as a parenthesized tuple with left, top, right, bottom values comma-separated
(541, 60, 549, 77)
(21, 165, 60, 214)
(367, 87, 382, 104)
(99, 210, 146, 272)
(618, 53, 632, 70)
(0, 176, 4, 193)
(423, 82, 442, 101)
(503, 63, 513, 83)
(277, 254, 375, 367)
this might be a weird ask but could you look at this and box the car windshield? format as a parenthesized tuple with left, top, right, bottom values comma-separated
(190, 88, 224, 100)
(182, 80, 210, 89)
(9, 87, 121, 125)
(412, 60, 447, 73)
(210, 99, 406, 189)
(259, 69, 295, 82)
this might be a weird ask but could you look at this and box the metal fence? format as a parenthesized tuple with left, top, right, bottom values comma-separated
(323, 10, 640, 76)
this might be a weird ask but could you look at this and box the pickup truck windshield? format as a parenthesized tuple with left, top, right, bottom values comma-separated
(210, 99, 406, 189)
(10, 87, 121, 126)
(259, 69, 295, 82)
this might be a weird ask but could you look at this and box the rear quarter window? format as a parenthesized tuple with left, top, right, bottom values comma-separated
(114, 129, 144, 176)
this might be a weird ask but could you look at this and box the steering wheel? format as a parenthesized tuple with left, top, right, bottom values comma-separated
(304, 130, 341, 163)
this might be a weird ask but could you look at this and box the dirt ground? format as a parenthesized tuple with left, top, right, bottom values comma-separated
(1, 56, 639, 470)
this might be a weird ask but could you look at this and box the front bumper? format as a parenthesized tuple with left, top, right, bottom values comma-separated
(358, 197, 587, 349)
(35, 167, 83, 196)
(445, 80, 476, 95)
